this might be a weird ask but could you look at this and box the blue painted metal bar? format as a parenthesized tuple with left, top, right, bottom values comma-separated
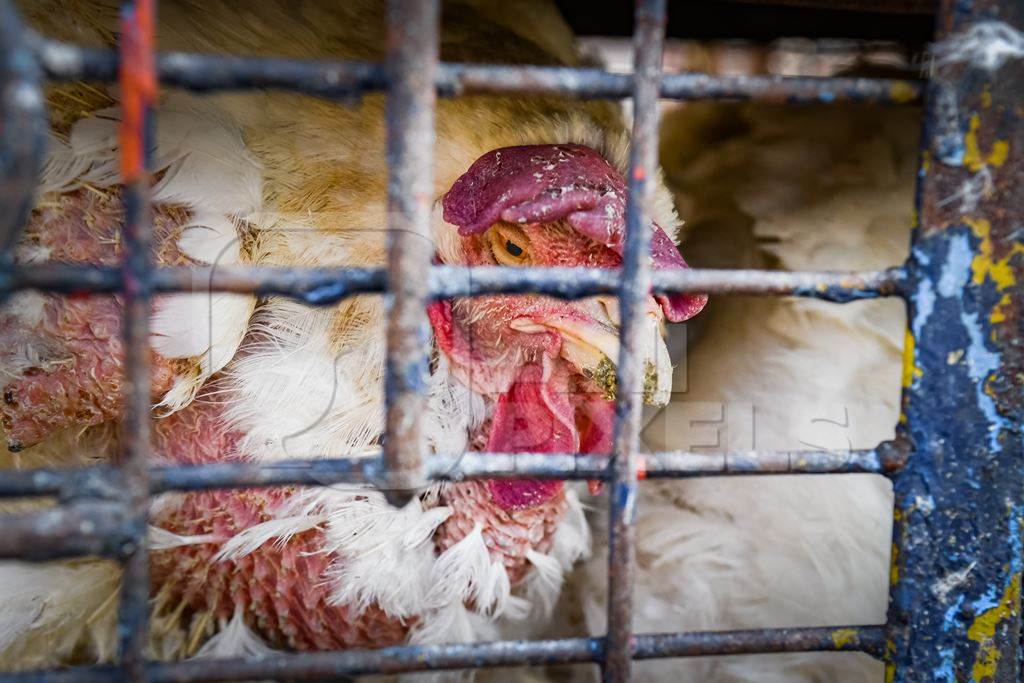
(886, 0, 1024, 679)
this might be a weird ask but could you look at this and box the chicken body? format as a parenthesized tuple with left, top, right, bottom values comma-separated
(561, 101, 919, 682)
(1, 0, 703, 668)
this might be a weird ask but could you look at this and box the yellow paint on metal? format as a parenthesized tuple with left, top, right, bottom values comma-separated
(968, 571, 1021, 681)
(831, 628, 858, 649)
(967, 218, 1023, 326)
(890, 81, 918, 104)
(988, 140, 1009, 167)
(964, 115, 984, 171)
(991, 293, 1010, 324)
(901, 329, 921, 389)
(964, 115, 1012, 172)
(890, 509, 901, 585)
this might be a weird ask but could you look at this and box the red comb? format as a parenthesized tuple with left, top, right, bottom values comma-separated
(442, 143, 707, 322)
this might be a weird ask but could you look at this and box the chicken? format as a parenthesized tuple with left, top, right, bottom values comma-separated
(559, 100, 919, 682)
(0, 0, 705, 668)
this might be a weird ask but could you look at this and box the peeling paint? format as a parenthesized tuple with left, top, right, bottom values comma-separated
(901, 328, 920, 390)
(938, 233, 973, 297)
(964, 115, 1012, 172)
(888, 4, 1024, 676)
(961, 310, 1004, 451)
(911, 278, 936, 338)
(933, 646, 957, 681)
(968, 217, 1022, 292)
(890, 81, 919, 104)
(831, 628, 858, 649)
(967, 571, 1021, 680)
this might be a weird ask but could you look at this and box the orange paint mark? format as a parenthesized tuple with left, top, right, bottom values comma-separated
(118, 0, 157, 184)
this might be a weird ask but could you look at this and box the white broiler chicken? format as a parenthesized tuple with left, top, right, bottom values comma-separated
(0, 0, 706, 670)
(560, 100, 919, 682)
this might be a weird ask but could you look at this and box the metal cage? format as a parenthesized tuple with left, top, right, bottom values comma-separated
(0, 0, 1020, 681)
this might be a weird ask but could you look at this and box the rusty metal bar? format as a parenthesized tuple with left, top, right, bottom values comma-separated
(605, 1, 666, 681)
(0, 625, 885, 682)
(0, 501, 130, 561)
(114, 1, 156, 680)
(885, 0, 1024, 680)
(380, 0, 438, 507)
(632, 624, 886, 660)
(0, 262, 906, 302)
(0, 0, 45, 259)
(0, 444, 903, 500)
(27, 33, 924, 104)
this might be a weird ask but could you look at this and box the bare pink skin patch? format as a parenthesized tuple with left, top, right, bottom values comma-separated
(1, 295, 177, 451)
(150, 402, 413, 650)
(1, 189, 193, 451)
(434, 479, 567, 585)
(149, 399, 565, 647)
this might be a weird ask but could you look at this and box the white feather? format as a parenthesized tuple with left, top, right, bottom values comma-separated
(176, 212, 245, 265)
(316, 488, 449, 619)
(213, 513, 326, 562)
(193, 606, 276, 659)
(931, 20, 1024, 72)
(550, 487, 592, 569)
(0, 561, 121, 670)
(149, 526, 223, 551)
(521, 550, 563, 620)
(424, 524, 511, 619)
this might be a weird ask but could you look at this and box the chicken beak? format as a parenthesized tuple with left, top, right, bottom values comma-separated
(510, 296, 674, 407)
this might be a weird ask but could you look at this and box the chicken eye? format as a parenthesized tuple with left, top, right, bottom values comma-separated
(488, 227, 530, 265)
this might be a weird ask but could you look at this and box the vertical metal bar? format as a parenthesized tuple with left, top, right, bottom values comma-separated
(0, 0, 45, 258)
(382, 0, 439, 506)
(887, 0, 1024, 679)
(116, 1, 156, 680)
(604, 1, 666, 681)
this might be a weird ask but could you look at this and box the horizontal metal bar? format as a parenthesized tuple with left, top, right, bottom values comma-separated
(0, 501, 131, 560)
(640, 446, 899, 477)
(0, 444, 903, 500)
(28, 33, 924, 104)
(632, 624, 886, 660)
(1, 263, 907, 303)
(0, 625, 884, 681)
